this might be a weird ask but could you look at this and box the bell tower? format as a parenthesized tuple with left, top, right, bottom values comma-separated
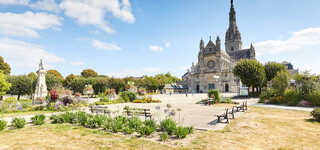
(225, 0, 242, 54)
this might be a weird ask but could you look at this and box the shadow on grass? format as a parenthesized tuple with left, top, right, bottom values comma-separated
(304, 118, 320, 123)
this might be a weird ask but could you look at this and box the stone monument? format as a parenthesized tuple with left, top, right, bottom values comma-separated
(33, 59, 48, 103)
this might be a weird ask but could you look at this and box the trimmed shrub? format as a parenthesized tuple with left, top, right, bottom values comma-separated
(284, 89, 303, 106)
(132, 100, 143, 103)
(31, 114, 46, 125)
(50, 115, 64, 124)
(0, 120, 7, 131)
(160, 118, 177, 135)
(259, 88, 279, 103)
(11, 117, 26, 128)
(208, 90, 220, 101)
(311, 108, 320, 122)
(120, 91, 137, 102)
(175, 126, 189, 139)
(270, 96, 284, 104)
(307, 90, 320, 106)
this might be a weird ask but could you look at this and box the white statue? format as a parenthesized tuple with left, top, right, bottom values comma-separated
(33, 59, 48, 103)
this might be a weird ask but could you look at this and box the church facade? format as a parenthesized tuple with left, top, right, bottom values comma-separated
(182, 0, 256, 93)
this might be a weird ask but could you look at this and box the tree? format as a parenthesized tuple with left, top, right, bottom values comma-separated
(92, 77, 109, 94)
(47, 70, 64, 82)
(63, 74, 76, 88)
(108, 78, 125, 94)
(272, 70, 289, 96)
(0, 71, 11, 97)
(0, 56, 10, 75)
(81, 69, 98, 78)
(7, 75, 33, 100)
(46, 74, 62, 91)
(28, 72, 37, 95)
(233, 59, 266, 94)
(264, 62, 286, 82)
(70, 76, 87, 94)
(141, 76, 161, 91)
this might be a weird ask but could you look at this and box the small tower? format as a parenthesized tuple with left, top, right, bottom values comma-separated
(216, 36, 221, 51)
(33, 59, 48, 103)
(200, 38, 204, 50)
(250, 43, 256, 59)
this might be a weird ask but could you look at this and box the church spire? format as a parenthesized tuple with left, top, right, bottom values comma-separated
(225, 0, 242, 53)
(200, 38, 204, 50)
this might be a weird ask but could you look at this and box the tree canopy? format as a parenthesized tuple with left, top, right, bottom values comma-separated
(0, 71, 11, 96)
(7, 75, 33, 100)
(47, 70, 64, 82)
(0, 56, 11, 75)
(233, 59, 266, 93)
(264, 62, 286, 81)
(46, 74, 62, 91)
(63, 74, 76, 88)
(81, 69, 98, 78)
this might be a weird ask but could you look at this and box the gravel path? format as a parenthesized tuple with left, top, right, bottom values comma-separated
(253, 104, 315, 112)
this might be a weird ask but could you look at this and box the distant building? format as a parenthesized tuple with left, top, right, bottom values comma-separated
(182, 0, 255, 93)
(163, 84, 188, 94)
(281, 61, 299, 75)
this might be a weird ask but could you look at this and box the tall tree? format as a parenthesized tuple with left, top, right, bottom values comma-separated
(47, 70, 64, 82)
(108, 78, 125, 94)
(46, 74, 62, 91)
(81, 69, 98, 78)
(264, 62, 286, 82)
(7, 75, 33, 100)
(0, 71, 11, 97)
(0, 56, 11, 75)
(63, 74, 76, 88)
(233, 59, 266, 94)
(272, 70, 289, 96)
(70, 76, 87, 94)
(92, 77, 109, 94)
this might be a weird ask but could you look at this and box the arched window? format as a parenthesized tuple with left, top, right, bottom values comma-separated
(231, 47, 234, 51)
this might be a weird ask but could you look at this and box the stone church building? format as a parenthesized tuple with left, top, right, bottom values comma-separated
(182, 0, 256, 93)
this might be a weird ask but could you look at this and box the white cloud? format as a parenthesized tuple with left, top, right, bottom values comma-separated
(29, 0, 60, 13)
(0, 38, 64, 72)
(255, 27, 320, 56)
(70, 61, 84, 66)
(149, 45, 164, 52)
(60, 0, 135, 33)
(106, 67, 161, 78)
(0, 11, 61, 37)
(163, 41, 171, 48)
(92, 40, 121, 51)
(0, 0, 29, 5)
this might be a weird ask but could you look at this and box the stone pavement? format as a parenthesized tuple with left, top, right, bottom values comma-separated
(253, 104, 315, 112)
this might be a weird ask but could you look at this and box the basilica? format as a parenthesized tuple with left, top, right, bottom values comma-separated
(182, 0, 256, 93)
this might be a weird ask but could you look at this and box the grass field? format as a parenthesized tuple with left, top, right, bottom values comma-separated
(0, 107, 319, 150)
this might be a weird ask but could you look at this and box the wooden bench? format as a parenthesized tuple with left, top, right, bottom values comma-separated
(236, 101, 248, 112)
(216, 108, 229, 124)
(207, 98, 215, 106)
(90, 105, 110, 115)
(124, 107, 152, 120)
(228, 106, 236, 119)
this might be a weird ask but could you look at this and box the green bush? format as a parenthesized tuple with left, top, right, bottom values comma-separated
(160, 132, 168, 142)
(174, 126, 189, 139)
(85, 115, 107, 128)
(284, 89, 303, 106)
(160, 118, 177, 135)
(123, 126, 135, 134)
(50, 115, 64, 124)
(11, 117, 26, 128)
(120, 91, 137, 102)
(127, 117, 143, 130)
(0, 120, 7, 131)
(307, 90, 320, 106)
(259, 88, 279, 103)
(138, 125, 156, 136)
(144, 119, 157, 129)
(31, 114, 46, 125)
(208, 90, 220, 101)
(62, 112, 77, 124)
(311, 108, 320, 122)
(100, 97, 110, 102)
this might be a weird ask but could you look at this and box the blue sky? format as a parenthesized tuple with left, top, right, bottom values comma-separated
(1, 0, 320, 78)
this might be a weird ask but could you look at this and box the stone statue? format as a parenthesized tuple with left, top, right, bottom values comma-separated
(33, 59, 48, 104)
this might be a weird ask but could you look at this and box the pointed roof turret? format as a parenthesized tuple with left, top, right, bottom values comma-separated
(200, 38, 204, 50)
